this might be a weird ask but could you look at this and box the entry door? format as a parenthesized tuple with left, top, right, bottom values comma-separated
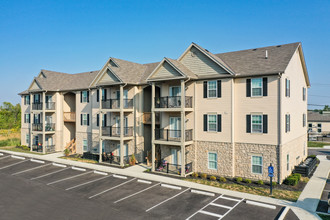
(115, 116, 128, 135)
(169, 86, 181, 97)
(45, 116, 52, 125)
(170, 117, 181, 138)
(46, 137, 53, 146)
(35, 136, 39, 145)
(116, 90, 128, 107)
(45, 95, 52, 103)
(34, 94, 40, 103)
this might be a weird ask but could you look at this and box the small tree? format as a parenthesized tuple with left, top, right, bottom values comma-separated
(129, 154, 136, 166)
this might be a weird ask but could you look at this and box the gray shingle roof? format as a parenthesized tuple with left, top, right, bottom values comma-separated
(215, 42, 300, 76)
(308, 111, 330, 122)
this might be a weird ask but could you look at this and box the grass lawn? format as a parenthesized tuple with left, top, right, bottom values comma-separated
(0, 138, 21, 147)
(308, 141, 330, 148)
(185, 178, 302, 202)
(0, 145, 40, 154)
(60, 156, 98, 164)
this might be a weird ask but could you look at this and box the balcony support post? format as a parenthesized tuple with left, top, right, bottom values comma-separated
(151, 82, 156, 172)
(42, 92, 46, 154)
(120, 85, 124, 167)
(180, 80, 185, 177)
(99, 87, 103, 163)
(30, 93, 33, 151)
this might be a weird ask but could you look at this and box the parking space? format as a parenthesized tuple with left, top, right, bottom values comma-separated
(0, 152, 295, 220)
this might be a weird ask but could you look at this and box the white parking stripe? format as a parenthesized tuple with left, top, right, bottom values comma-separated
(0, 160, 27, 170)
(30, 167, 70, 180)
(137, 179, 152, 184)
(0, 155, 11, 160)
(210, 203, 232, 209)
(191, 189, 215, 197)
(160, 183, 181, 190)
(146, 188, 190, 212)
(12, 164, 51, 175)
(47, 171, 93, 185)
(94, 171, 108, 176)
(186, 195, 223, 220)
(30, 159, 45, 164)
(114, 182, 160, 204)
(11, 155, 25, 160)
(199, 210, 222, 218)
(52, 163, 66, 168)
(88, 178, 137, 199)
(65, 175, 112, 191)
(220, 198, 244, 219)
(113, 174, 127, 179)
(0, 153, 3, 156)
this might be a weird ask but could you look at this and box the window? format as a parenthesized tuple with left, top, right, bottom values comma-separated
(83, 140, 88, 152)
(24, 95, 30, 105)
(207, 81, 217, 98)
(208, 152, 217, 170)
(251, 78, 262, 97)
(287, 154, 290, 171)
(207, 115, 217, 132)
(285, 114, 290, 132)
(102, 89, 107, 101)
(251, 115, 263, 133)
(26, 134, 29, 145)
(308, 123, 312, 128)
(24, 114, 30, 123)
(252, 155, 262, 174)
(285, 79, 290, 97)
(303, 114, 306, 127)
(81, 114, 89, 126)
(303, 87, 306, 101)
(318, 124, 322, 133)
(81, 91, 88, 103)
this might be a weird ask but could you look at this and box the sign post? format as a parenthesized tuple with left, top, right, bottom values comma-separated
(268, 163, 274, 195)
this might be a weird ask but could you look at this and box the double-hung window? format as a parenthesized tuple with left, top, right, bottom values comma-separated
(208, 152, 217, 170)
(287, 154, 290, 171)
(83, 140, 88, 152)
(24, 114, 30, 123)
(207, 81, 217, 98)
(303, 87, 306, 101)
(26, 134, 29, 145)
(303, 114, 306, 127)
(81, 114, 89, 126)
(251, 115, 263, 133)
(285, 114, 290, 132)
(252, 155, 262, 174)
(24, 95, 30, 105)
(318, 124, 322, 133)
(251, 78, 262, 96)
(285, 79, 290, 97)
(208, 115, 217, 132)
(82, 91, 88, 103)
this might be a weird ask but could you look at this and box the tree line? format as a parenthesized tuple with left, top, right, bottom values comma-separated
(0, 102, 21, 130)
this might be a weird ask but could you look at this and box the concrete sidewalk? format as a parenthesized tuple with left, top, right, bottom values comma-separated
(0, 149, 319, 220)
(296, 155, 330, 213)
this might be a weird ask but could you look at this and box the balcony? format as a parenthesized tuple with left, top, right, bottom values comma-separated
(155, 96, 192, 108)
(32, 102, 42, 110)
(45, 123, 55, 132)
(101, 99, 133, 110)
(45, 102, 55, 110)
(32, 144, 55, 153)
(64, 112, 76, 122)
(155, 129, 193, 142)
(32, 123, 43, 131)
(102, 126, 133, 137)
(155, 160, 193, 175)
(143, 112, 160, 124)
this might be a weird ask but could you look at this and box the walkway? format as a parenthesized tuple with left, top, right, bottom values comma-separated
(0, 149, 319, 219)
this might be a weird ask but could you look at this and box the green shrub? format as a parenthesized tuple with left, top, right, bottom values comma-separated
(210, 176, 217, 181)
(308, 155, 316, 159)
(200, 173, 207, 179)
(236, 177, 243, 183)
(272, 182, 277, 186)
(192, 172, 198, 178)
(244, 179, 251, 184)
(20, 145, 29, 151)
(292, 173, 301, 181)
(64, 148, 70, 156)
(284, 177, 298, 186)
(219, 177, 226, 182)
(257, 180, 264, 185)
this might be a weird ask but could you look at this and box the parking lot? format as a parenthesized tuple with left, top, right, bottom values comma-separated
(0, 152, 298, 219)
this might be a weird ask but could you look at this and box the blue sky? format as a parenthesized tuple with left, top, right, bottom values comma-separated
(0, 0, 329, 108)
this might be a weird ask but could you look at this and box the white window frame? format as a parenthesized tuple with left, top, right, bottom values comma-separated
(82, 114, 88, 126)
(207, 81, 217, 98)
(83, 139, 88, 152)
(207, 114, 217, 132)
(251, 78, 263, 97)
(208, 152, 217, 170)
(251, 155, 263, 175)
(82, 91, 88, 103)
(251, 114, 263, 133)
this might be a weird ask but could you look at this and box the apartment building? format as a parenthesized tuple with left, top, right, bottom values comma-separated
(20, 42, 310, 182)
(308, 111, 330, 134)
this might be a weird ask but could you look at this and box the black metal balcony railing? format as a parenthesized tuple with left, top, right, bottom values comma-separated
(45, 123, 55, 131)
(32, 123, 43, 131)
(32, 102, 43, 110)
(45, 102, 55, 110)
(155, 129, 193, 142)
(155, 96, 192, 108)
(101, 99, 133, 109)
(102, 126, 133, 137)
(32, 145, 43, 152)
(46, 145, 55, 153)
(155, 160, 193, 175)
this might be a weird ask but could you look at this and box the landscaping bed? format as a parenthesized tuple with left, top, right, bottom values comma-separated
(0, 145, 40, 154)
(60, 154, 98, 164)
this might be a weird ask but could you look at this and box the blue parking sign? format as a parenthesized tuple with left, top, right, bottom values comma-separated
(268, 165, 274, 176)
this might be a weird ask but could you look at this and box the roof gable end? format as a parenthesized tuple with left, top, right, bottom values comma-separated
(147, 58, 186, 81)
